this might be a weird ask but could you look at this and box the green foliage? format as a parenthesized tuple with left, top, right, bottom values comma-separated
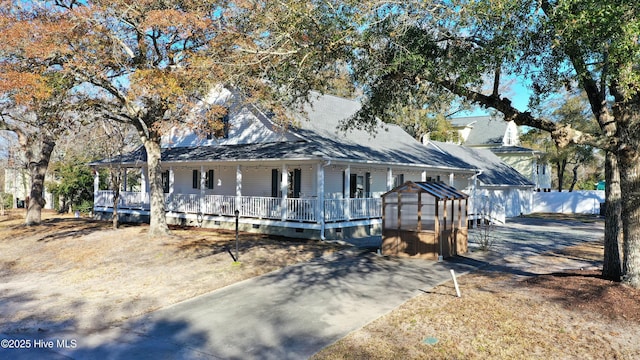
(47, 158, 94, 213)
(0, 193, 13, 210)
(521, 94, 602, 190)
(389, 104, 459, 142)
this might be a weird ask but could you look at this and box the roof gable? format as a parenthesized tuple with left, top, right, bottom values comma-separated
(449, 115, 520, 147)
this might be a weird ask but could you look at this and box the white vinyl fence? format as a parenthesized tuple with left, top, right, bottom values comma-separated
(532, 190, 605, 214)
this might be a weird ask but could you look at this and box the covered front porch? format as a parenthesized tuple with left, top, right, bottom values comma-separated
(92, 159, 473, 240)
(94, 191, 382, 223)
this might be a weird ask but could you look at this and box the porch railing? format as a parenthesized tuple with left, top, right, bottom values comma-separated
(95, 190, 150, 210)
(324, 198, 382, 222)
(95, 191, 381, 222)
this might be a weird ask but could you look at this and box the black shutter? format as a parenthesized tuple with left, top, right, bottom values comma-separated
(365, 172, 371, 197)
(207, 170, 214, 189)
(271, 169, 279, 197)
(293, 168, 302, 198)
(192, 170, 199, 189)
(350, 174, 357, 198)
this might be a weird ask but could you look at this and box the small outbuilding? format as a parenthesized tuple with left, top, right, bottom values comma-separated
(381, 181, 469, 259)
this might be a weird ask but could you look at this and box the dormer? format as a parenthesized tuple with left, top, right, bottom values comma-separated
(502, 121, 520, 146)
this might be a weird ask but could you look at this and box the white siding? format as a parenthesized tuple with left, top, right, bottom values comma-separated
(324, 168, 344, 198)
(241, 167, 273, 197)
(299, 166, 316, 197)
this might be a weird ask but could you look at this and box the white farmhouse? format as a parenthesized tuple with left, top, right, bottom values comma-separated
(91, 91, 482, 241)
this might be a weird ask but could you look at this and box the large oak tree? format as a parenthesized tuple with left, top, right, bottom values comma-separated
(1, 0, 356, 236)
(347, 0, 638, 285)
(0, 4, 78, 225)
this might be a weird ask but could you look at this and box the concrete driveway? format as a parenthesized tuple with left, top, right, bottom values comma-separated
(2, 216, 604, 359)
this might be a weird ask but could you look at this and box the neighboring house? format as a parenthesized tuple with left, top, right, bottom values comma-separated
(425, 141, 536, 222)
(3, 168, 27, 207)
(3, 167, 54, 209)
(91, 91, 480, 241)
(449, 115, 552, 191)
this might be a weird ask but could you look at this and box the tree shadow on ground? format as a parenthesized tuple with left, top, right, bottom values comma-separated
(170, 230, 342, 260)
(14, 218, 144, 243)
(0, 288, 211, 359)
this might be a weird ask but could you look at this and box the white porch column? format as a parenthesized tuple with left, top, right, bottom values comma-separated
(93, 169, 100, 208)
(168, 167, 175, 196)
(236, 165, 242, 214)
(387, 167, 394, 190)
(123, 168, 128, 191)
(343, 165, 351, 220)
(281, 164, 288, 221)
(449, 173, 455, 186)
(167, 166, 174, 212)
(421, 170, 427, 182)
(140, 167, 148, 206)
(317, 162, 326, 239)
(200, 165, 206, 213)
(140, 167, 147, 194)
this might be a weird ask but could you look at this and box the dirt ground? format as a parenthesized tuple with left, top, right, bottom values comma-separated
(0, 210, 344, 335)
(2, 211, 640, 358)
(313, 226, 640, 359)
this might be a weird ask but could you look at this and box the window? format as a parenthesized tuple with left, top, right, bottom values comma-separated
(289, 169, 301, 198)
(271, 168, 301, 197)
(161, 170, 170, 193)
(221, 113, 230, 139)
(193, 169, 214, 189)
(205, 169, 214, 189)
(349, 174, 364, 198)
(393, 174, 405, 188)
(205, 109, 230, 140)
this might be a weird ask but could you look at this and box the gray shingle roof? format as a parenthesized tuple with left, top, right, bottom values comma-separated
(449, 115, 508, 146)
(92, 93, 476, 172)
(427, 141, 535, 187)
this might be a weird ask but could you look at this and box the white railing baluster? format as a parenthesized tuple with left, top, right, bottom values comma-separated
(96, 191, 382, 223)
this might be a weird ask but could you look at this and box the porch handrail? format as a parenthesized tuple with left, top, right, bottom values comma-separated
(98, 191, 383, 222)
(94, 190, 149, 209)
(323, 198, 382, 222)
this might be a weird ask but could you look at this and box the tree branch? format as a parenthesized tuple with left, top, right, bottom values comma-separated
(439, 79, 612, 150)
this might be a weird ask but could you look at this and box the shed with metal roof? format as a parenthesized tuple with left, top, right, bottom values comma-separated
(381, 181, 468, 259)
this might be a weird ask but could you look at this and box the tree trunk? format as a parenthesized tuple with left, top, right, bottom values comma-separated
(25, 138, 55, 225)
(144, 139, 170, 237)
(617, 101, 640, 288)
(568, 164, 579, 192)
(602, 151, 622, 281)
(556, 159, 566, 192)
